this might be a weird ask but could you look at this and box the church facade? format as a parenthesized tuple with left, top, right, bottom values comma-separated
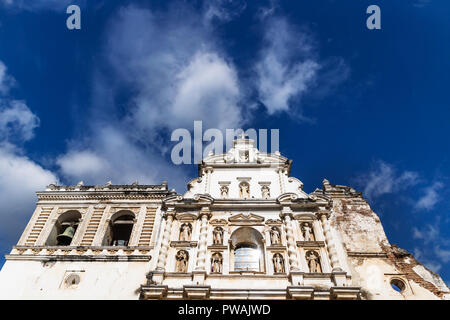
(0, 136, 448, 299)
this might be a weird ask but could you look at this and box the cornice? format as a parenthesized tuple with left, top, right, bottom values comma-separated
(37, 191, 170, 201)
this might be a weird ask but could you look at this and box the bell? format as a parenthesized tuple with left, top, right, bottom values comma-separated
(57, 226, 75, 245)
(115, 239, 127, 246)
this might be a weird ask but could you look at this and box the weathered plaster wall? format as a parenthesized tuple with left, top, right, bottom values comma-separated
(0, 260, 149, 299)
(320, 180, 450, 300)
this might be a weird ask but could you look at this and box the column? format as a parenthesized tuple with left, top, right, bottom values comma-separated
(195, 207, 211, 271)
(317, 211, 342, 272)
(205, 167, 213, 194)
(280, 207, 299, 271)
(156, 208, 176, 271)
(278, 169, 286, 194)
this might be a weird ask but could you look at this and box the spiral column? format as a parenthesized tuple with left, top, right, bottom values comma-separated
(280, 207, 299, 271)
(317, 211, 342, 272)
(156, 208, 176, 271)
(195, 207, 211, 271)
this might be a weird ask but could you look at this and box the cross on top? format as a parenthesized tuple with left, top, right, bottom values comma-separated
(238, 132, 248, 139)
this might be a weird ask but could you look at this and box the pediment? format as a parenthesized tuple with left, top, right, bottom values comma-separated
(228, 213, 265, 224)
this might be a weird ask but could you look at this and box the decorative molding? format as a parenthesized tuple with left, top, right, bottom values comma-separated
(177, 213, 197, 221)
(347, 251, 389, 258)
(228, 213, 265, 225)
(170, 241, 197, 248)
(265, 219, 283, 226)
(209, 219, 228, 226)
(207, 245, 227, 250)
(296, 241, 326, 248)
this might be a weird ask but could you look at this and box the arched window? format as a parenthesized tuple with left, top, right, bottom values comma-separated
(230, 227, 265, 272)
(46, 210, 81, 246)
(103, 210, 135, 246)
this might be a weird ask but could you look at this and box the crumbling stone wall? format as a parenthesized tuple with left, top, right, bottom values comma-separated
(316, 179, 449, 299)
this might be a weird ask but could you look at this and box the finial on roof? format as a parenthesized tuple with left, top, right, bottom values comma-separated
(238, 132, 248, 139)
(132, 181, 139, 186)
(76, 181, 84, 187)
(105, 181, 112, 186)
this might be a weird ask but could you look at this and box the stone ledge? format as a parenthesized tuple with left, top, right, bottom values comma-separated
(330, 287, 361, 300)
(140, 285, 168, 299)
(207, 245, 227, 250)
(296, 241, 326, 247)
(183, 285, 211, 299)
(170, 241, 197, 248)
(287, 286, 314, 299)
(347, 251, 388, 258)
(5, 254, 151, 262)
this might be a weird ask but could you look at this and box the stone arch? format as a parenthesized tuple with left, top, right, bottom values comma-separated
(230, 227, 265, 272)
(102, 210, 135, 246)
(46, 210, 82, 246)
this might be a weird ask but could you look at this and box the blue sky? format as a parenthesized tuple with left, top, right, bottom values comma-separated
(0, 0, 449, 284)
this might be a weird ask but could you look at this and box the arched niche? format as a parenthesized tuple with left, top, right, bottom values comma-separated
(46, 210, 82, 246)
(102, 210, 135, 246)
(229, 227, 265, 272)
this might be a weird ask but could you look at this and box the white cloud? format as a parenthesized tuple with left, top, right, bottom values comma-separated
(57, 150, 109, 179)
(106, 5, 244, 134)
(354, 161, 419, 200)
(255, 17, 320, 114)
(56, 4, 244, 191)
(57, 125, 189, 190)
(0, 60, 58, 244)
(0, 100, 40, 142)
(414, 182, 443, 211)
(0, 61, 15, 95)
(0, 144, 58, 241)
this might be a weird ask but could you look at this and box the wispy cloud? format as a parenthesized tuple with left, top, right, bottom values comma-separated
(255, 16, 319, 115)
(202, 0, 247, 23)
(0, 100, 39, 142)
(412, 218, 450, 273)
(415, 182, 444, 211)
(413, 248, 442, 273)
(353, 160, 420, 201)
(253, 15, 350, 120)
(0, 61, 15, 95)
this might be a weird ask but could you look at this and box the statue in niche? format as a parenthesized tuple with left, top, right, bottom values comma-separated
(240, 151, 249, 162)
(239, 182, 250, 198)
(302, 222, 314, 241)
(179, 223, 192, 241)
(211, 252, 223, 273)
(213, 227, 224, 245)
(261, 185, 270, 199)
(272, 253, 285, 273)
(270, 227, 281, 245)
(220, 185, 229, 198)
(175, 250, 189, 272)
(306, 251, 321, 273)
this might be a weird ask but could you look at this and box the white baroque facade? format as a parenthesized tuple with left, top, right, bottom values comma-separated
(0, 136, 448, 300)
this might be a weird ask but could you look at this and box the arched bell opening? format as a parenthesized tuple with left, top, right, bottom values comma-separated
(229, 227, 265, 272)
(102, 210, 135, 246)
(46, 210, 81, 246)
